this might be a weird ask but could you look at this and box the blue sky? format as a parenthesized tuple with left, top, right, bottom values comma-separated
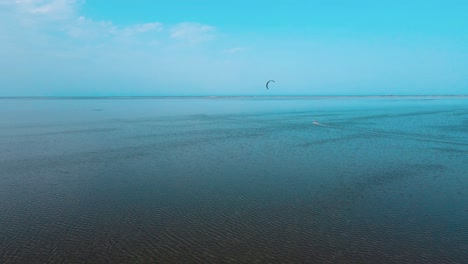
(0, 0, 467, 96)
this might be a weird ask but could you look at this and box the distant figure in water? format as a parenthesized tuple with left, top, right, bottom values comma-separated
(313, 120, 332, 127)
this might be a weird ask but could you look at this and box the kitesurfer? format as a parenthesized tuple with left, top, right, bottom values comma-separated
(266, 80, 275, 90)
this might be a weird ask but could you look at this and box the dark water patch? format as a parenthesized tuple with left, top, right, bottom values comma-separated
(1, 164, 461, 263)
(359, 163, 447, 188)
(0, 131, 266, 175)
(434, 120, 468, 133)
(308, 124, 468, 147)
(0, 160, 466, 263)
(364, 129, 468, 146)
(333, 110, 451, 124)
(0, 128, 118, 138)
(299, 133, 379, 147)
(0, 122, 70, 130)
(314, 163, 448, 212)
(452, 112, 468, 116)
(125, 117, 317, 141)
(191, 110, 345, 121)
(432, 147, 468, 154)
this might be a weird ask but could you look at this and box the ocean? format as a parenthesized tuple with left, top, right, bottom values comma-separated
(1, 96, 467, 263)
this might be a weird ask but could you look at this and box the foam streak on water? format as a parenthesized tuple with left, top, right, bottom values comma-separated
(0, 97, 467, 263)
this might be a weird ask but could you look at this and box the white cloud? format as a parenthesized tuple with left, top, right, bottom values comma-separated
(1, 1, 213, 46)
(170, 22, 216, 44)
(223, 47, 245, 54)
(13, 0, 78, 19)
(0, 0, 14, 5)
(66, 16, 115, 39)
(121, 22, 163, 37)
(128, 22, 163, 33)
(65, 17, 165, 46)
(0, 1, 228, 96)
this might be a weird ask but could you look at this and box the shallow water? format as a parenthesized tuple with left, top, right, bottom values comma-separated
(1, 97, 467, 263)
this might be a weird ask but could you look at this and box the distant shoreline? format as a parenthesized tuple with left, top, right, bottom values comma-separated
(1, 95, 467, 100)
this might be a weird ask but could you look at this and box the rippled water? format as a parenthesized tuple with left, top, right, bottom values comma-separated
(1, 97, 467, 263)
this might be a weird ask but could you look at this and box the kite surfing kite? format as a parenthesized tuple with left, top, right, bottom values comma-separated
(266, 80, 275, 90)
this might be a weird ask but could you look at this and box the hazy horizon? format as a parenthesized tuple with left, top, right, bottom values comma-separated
(1, 94, 468, 98)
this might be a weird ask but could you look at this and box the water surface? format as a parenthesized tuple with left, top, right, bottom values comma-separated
(1, 97, 467, 263)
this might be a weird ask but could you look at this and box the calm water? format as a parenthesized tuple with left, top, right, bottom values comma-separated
(1, 97, 467, 263)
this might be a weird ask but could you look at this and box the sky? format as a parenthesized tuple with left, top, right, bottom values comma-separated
(0, 0, 467, 96)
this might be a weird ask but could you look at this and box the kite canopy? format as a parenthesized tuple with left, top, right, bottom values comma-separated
(266, 80, 275, 89)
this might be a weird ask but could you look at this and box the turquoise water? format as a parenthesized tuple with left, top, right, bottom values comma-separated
(1, 97, 467, 263)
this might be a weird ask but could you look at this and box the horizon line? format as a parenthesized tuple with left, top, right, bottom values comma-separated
(1, 94, 467, 99)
